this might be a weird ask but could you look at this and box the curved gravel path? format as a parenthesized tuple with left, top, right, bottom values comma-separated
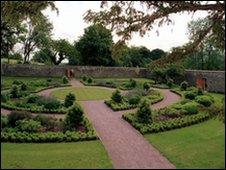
(1, 79, 181, 169)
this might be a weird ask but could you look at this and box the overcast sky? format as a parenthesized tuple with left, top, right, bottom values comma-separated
(42, 1, 208, 52)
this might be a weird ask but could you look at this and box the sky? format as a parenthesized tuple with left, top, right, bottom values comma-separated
(42, 1, 208, 52)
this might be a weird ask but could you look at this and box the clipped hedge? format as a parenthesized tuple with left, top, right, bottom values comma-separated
(123, 111, 210, 134)
(105, 100, 137, 111)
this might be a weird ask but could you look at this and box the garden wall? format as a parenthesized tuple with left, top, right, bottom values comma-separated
(1, 64, 147, 78)
(185, 70, 225, 93)
(1, 64, 225, 93)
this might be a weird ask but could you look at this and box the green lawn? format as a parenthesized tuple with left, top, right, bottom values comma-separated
(145, 119, 225, 169)
(1, 141, 113, 169)
(51, 87, 113, 101)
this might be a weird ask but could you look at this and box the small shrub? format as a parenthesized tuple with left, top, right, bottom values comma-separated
(195, 96, 212, 107)
(129, 78, 137, 88)
(62, 76, 69, 84)
(128, 95, 141, 105)
(137, 99, 152, 124)
(180, 81, 188, 91)
(16, 119, 42, 133)
(184, 91, 197, 100)
(197, 87, 203, 95)
(36, 96, 61, 110)
(47, 78, 52, 82)
(20, 83, 28, 91)
(182, 102, 198, 115)
(12, 80, 23, 85)
(8, 111, 32, 127)
(143, 82, 150, 91)
(111, 90, 123, 103)
(64, 93, 76, 107)
(167, 78, 174, 88)
(27, 94, 41, 103)
(64, 103, 84, 129)
(1, 92, 10, 103)
(87, 77, 93, 84)
(1, 116, 8, 128)
(10, 85, 19, 98)
(82, 75, 87, 82)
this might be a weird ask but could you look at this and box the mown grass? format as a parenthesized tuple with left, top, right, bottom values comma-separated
(51, 87, 113, 101)
(145, 119, 225, 169)
(1, 141, 113, 169)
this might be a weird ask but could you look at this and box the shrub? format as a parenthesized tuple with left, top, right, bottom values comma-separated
(184, 91, 197, 100)
(195, 96, 212, 107)
(152, 68, 166, 84)
(129, 78, 137, 88)
(47, 78, 52, 82)
(36, 96, 61, 110)
(182, 102, 198, 115)
(20, 83, 28, 91)
(87, 77, 93, 83)
(82, 75, 87, 82)
(180, 81, 188, 91)
(64, 93, 76, 107)
(165, 64, 185, 84)
(1, 116, 8, 128)
(111, 90, 123, 103)
(137, 99, 152, 124)
(8, 111, 32, 127)
(16, 119, 42, 133)
(12, 80, 23, 85)
(167, 78, 174, 88)
(64, 103, 84, 129)
(197, 87, 203, 95)
(1, 92, 10, 103)
(10, 85, 19, 98)
(62, 76, 69, 84)
(27, 94, 41, 103)
(34, 115, 58, 131)
(128, 95, 141, 105)
(143, 82, 150, 91)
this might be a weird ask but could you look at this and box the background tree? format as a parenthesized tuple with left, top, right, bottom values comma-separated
(149, 48, 166, 60)
(76, 24, 115, 66)
(22, 17, 53, 63)
(84, 1, 225, 68)
(32, 48, 54, 64)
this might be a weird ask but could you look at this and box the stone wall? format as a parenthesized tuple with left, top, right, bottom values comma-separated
(185, 69, 225, 93)
(1, 64, 148, 78)
(1, 64, 225, 93)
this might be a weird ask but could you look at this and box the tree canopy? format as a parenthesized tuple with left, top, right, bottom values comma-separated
(84, 1, 225, 68)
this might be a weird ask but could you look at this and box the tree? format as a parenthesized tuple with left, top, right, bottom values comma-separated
(68, 48, 82, 65)
(22, 17, 53, 63)
(32, 48, 54, 64)
(1, 1, 58, 27)
(76, 24, 114, 66)
(84, 1, 225, 68)
(149, 48, 166, 60)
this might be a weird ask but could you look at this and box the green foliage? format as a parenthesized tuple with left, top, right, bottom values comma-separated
(37, 96, 61, 110)
(10, 85, 19, 98)
(1, 116, 8, 128)
(27, 94, 41, 103)
(128, 95, 141, 105)
(87, 77, 93, 84)
(64, 103, 84, 129)
(1, 92, 10, 103)
(62, 76, 69, 84)
(143, 82, 150, 91)
(64, 93, 76, 108)
(137, 99, 152, 124)
(82, 75, 87, 82)
(16, 119, 42, 133)
(111, 90, 123, 103)
(167, 78, 174, 88)
(8, 111, 32, 127)
(20, 83, 28, 91)
(32, 48, 54, 64)
(76, 24, 114, 66)
(182, 102, 198, 115)
(195, 96, 213, 107)
(180, 81, 188, 91)
(197, 87, 203, 95)
(12, 80, 23, 85)
(184, 91, 197, 100)
(68, 48, 82, 65)
(129, 78, 136, 88)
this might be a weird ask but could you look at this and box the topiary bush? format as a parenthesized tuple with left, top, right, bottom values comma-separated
(62, 76, 69, 84)
(111, 90, 123, 103)
(82, 75, 87, 82)
(20, 83, 28, 91)
(27, 94, 41, 103)
(64, 93, 76, 107)
(10, 85, 20, 98)
(8, 111, 33, 127)
(16, 119, 42, 133)
(64, 103, 84, 129)
(182, 102, 198, 115)
(128, 95, 141, 105)
(12, 80, 23, 85)
(137, 99, 152, 124)
(184, 91, 197, 100)
(143, 82, 150, 91)
(195, 95, 213, 107)
(87, 77, 93, 84)
(180, 81, 188, 91)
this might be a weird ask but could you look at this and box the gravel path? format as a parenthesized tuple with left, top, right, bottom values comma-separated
(1, 79, 181, 169)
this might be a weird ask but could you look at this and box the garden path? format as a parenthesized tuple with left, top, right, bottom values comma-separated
(1, 79, 181, 169)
